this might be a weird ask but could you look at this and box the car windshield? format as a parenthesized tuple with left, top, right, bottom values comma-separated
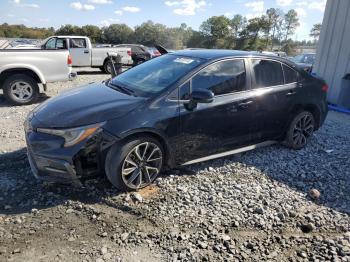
(110, 54, 204, 96)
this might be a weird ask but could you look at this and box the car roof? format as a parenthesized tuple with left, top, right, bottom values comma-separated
(171, 49, 298, 68)
(172, 49, 290, 61)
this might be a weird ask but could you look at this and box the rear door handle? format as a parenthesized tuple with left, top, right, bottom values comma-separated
(237, 100, 253, 109)
(84, 50, 89, 54)
(286, 91, 296, 96)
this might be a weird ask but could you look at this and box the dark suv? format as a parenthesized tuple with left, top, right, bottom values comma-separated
(113, 44, 151, 66)
(25, 50, 328, 191)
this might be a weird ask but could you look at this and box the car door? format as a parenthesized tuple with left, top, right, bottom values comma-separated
(176, 58, 262, 163)
(68, 38, 90, 66)
(249, 58, 300, 140)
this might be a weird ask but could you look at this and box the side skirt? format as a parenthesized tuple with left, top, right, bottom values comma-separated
(182, 141, 276, 166)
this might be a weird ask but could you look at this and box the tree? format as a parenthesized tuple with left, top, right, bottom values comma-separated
(245, 17, 266, 50)
(200, 15, 232, 48)
(133, 21, 167, 46)
(265, 8, 284, 50)
(81, 25, 102, 43)
(101, 24, 133, 44)
(310, 23, 321, 42)
(55, 24, 82, 35)
(283, 9, 300, 42)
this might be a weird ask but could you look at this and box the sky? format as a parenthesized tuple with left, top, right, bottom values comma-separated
(0, 0, 327, 40)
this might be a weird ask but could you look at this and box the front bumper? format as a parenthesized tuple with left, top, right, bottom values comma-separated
(24, 116, 117, 185)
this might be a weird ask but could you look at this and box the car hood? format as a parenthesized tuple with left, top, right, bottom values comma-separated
(32, 82, 145, 128)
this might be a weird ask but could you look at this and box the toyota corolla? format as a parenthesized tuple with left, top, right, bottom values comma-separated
(24, 50, 328, 191)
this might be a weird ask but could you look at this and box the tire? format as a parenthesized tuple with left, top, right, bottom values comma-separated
(103, 60, 113, 74)
(3, 74, 39, 105)
(284, 111, 315, 150)
(105, 136, 164, 191)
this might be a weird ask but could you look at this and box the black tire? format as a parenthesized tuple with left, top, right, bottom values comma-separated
(3, 74, 39, 105)
(105, 136, 164, 191)
(103, 60, 113, 74)
(284, 111, 315, 150)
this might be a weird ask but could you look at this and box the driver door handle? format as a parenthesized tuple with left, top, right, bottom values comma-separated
(286, 91, 297, 96)
(237, 100, 253, 109)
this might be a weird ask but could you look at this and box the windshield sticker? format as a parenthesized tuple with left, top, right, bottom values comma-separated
(174, 58, 194, 64)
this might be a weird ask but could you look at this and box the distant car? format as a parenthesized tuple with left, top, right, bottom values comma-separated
(25, 50, 328, 191)
(275, 51, 287, 58)
(291, 53, 316, 73)
(113, 44, 152, 66)
(147, 47, 161, 58)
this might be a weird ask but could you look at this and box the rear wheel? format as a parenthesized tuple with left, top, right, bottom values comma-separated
(3, 74, 39, 105)
(284, 111, 315, 149)
(105, 136, 164, 191)
(103, 60, 113, 74)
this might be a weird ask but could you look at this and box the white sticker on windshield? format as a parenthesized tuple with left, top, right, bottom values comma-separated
(174, 58, 194, 64)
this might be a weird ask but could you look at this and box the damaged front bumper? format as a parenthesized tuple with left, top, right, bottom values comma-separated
(25, 118, 117, 185)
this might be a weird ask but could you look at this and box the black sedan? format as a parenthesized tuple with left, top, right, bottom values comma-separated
(25, 50, 328, 191)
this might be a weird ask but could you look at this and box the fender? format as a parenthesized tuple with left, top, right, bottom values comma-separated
(0, 64, 46, 84)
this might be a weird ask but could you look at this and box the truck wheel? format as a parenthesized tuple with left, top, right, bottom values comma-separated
(103, 61, 113, 74)
(3, 74, 39, 105)
(284, 111, 315, 150)
(105, 136, 164, 191)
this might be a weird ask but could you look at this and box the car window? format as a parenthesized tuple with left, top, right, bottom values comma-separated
(45, 38, 56, 49)
(192, 59, 246, 96)
(56, 39, 66, 49)
(252, 59, 284, 88)
(283, 64, 298, 84)
(303, 55, 315, 64)
(70, 38, 87, 48)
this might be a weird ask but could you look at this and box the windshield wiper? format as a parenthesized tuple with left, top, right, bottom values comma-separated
(107, 80, 135, 96)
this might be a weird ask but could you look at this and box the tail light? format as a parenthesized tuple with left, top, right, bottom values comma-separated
(127, 50, 132, 57)
(322, 84, 328, 92)
(67, 54, 72, 66)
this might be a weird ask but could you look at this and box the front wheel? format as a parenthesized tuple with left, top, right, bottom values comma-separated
(103, 60, 113, 74)
(105, 137, 164, 191)
(284, 111, 315, 149)
(3, 74, 39, 105)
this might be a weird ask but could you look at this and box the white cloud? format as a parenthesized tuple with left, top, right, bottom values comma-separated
(7, 14, 15, 17)
(246, 12, 264, 20)
(88, 0, 112, 4)
(276, 0, 293, 6)
(70, 2, 95, 11)
(114, 10, 123, 15)
(165, 0, 206, 16)
(122, 6, 141, 13)
(11, 0, 39, 8)
(100, 18, 119, 27)
(296, 1, 307, 6)
(295, 7, 306, 17)
(308, 0, 326, 12)
(245, 1, 264, 13)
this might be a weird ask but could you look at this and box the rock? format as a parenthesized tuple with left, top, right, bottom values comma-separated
(300, 224, 314, 233)
(198, 241, 208, 249)
(254, 207, 264, 215)
(66, 208, 74, 214)
(12, 248, 20, 254)
(121, 232, 129, 241)
(309, 189, 321, 200)
(131, 193, 143, 202)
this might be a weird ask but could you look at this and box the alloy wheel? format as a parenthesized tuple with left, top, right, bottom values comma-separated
(292, 114, 314, 148)
(121, 142, 163, 189)
(10, 81, 33, 103)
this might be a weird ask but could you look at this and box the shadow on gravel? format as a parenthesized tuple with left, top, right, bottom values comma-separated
(77, 70, 107, 75)
(0, 93, 50, 108)
(0, 148, 139, 217)
(1, 133, 349, 217)
(190, 142, 350, 216)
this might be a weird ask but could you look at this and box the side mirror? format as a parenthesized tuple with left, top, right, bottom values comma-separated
(191, 89, 214, 103)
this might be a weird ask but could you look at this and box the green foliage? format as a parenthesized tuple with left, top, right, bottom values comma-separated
(101, 24, 133, 44)
(310, 23, 321, 41)
(0, 23, 53, 39)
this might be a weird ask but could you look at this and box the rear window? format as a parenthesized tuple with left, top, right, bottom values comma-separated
(70, 38, 87, 48)
(252, 59, 284, 88)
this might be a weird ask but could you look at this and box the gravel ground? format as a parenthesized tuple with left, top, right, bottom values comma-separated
(0, 69, 349, 262)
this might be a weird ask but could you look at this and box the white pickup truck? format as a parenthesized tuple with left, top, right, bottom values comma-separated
(34, 36, 133, 73)
(0, 49, 76, 105)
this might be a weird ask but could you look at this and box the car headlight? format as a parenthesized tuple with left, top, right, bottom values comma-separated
(37, 122, 105, 147)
